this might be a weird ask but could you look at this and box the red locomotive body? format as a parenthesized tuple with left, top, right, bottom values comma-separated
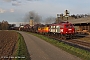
(60, 22, 74, 34)
(49, 22, 75, 39)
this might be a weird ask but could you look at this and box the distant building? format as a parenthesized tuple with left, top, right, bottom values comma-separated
(30, 20, 34, 26)
(55, 14, 75, 23)
(68, 17, 90, 34)
(29, 17, 34, 26)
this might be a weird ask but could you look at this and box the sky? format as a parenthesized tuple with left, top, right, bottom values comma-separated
(0, 0, 90, 26)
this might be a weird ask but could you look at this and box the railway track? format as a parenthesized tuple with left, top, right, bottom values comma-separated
(64, 39, 90, 51)
(45, 34, 90, 51)
(68, 39, 90, 47)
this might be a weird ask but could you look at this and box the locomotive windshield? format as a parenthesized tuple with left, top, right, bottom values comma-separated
(65, 24, 73, 28)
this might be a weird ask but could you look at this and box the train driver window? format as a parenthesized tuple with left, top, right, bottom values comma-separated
(66, 24, 73, 28)
(56, 26, 59, 28)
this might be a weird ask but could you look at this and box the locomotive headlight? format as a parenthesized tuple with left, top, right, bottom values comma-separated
(66, 32, 67, 33)
(68, 29, 72, 30)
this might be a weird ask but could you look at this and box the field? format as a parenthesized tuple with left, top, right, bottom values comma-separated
(0, 31, 18, 60)
(0, 31, 30, 60)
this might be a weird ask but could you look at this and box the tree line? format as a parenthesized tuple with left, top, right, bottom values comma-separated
(0, 20, 9, 30)
(71, 14, 90, 19)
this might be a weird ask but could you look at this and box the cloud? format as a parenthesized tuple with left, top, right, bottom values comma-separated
(2, 0, 18, 2)
(12, 1, 21, 6)
(2, 0, 41, 2)
(2, 0, 41, 6)
(0, 8, 6, 13)
(12, 0, 17, 1)
(10, 9, 14, 12)
(0, 8, 15, 13)
(2, 0, 12, 2)
(27, 0, 40, 1)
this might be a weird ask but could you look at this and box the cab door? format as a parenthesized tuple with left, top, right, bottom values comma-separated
(56, 25, 60, 33)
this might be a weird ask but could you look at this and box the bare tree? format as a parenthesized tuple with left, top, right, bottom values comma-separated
(0, 22, 1, 30)
(0, 20, 9, 30)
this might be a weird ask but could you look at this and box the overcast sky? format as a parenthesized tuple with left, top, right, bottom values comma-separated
(0, 0, 90, 26)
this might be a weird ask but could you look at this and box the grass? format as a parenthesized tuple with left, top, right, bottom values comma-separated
(29, 32, 90, 60)
(13, 33, 31, 60)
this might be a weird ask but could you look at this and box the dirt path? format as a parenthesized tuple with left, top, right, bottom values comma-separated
(19, 31, 81, 60)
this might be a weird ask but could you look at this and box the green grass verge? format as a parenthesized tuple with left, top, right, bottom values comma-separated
(30, 32, 90, 60)
(13, 33, 31, 60)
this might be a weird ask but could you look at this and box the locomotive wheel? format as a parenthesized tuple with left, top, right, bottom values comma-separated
(59, 35, 62, 40)
(61, 35, 66, 40)
(71, 34, 76, 39)
(73, 36, 76, 39)
(69, 36, 73, 39)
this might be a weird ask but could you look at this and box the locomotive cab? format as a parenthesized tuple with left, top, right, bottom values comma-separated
(62, 23, 75, 39)
(63, 23, 75, 34)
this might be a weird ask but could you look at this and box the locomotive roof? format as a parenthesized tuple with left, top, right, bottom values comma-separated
(51, 22, 71, 26)
(68, 17, 90, 24)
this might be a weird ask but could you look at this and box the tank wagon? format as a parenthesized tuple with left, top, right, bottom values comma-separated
(38, 24, 50, 34)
